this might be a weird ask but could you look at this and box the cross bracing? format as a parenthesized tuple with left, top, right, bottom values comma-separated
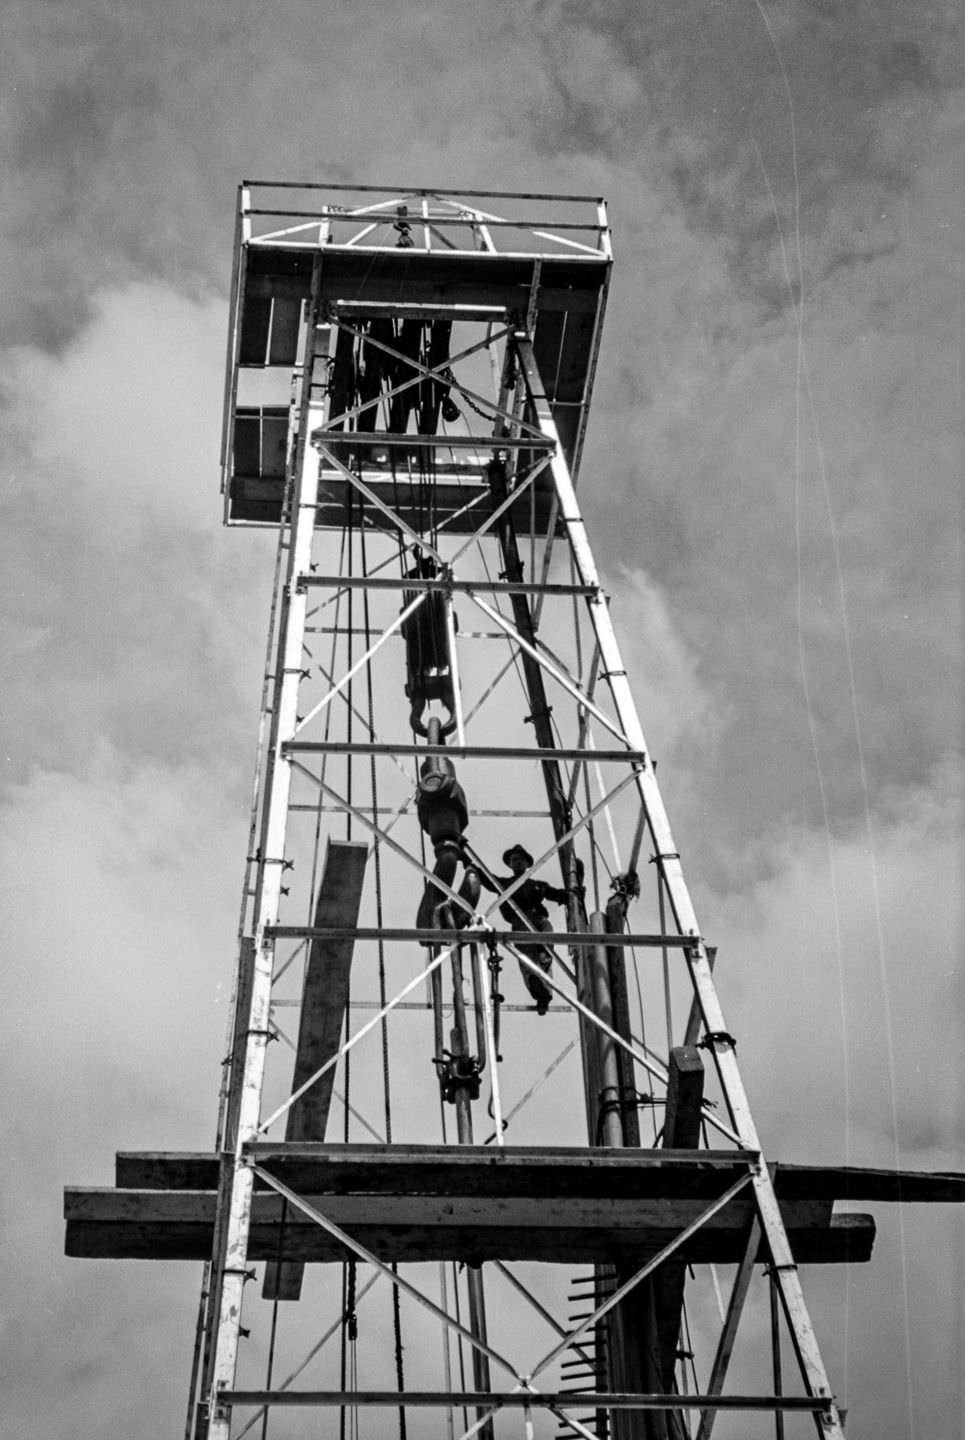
(65, 183, 965, 1440)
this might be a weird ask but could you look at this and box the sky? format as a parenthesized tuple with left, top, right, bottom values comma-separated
(1, 1, 962, 1437)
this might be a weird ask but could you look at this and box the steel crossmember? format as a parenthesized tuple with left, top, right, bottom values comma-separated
(256, 941, 457, 1136)
(291, 588, 425, 737)
(249, 1166, 521, 1383)
(232, 1273, 382, 1440)
(448, 457, 553, 564)
(468, 589, 636, 750)
(313, 442, 445, 562)
(323, 317, 542, 438)
(298, 574, 596, 596)
(284, 741, 646, 763)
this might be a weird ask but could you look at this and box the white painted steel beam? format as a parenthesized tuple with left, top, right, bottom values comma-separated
(513, 328, 847, 1438)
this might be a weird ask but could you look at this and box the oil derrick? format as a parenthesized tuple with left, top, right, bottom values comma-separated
(65, 184, 965, 1440)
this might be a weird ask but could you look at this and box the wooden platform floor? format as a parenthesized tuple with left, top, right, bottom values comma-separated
(65, 1144, 964, 1267)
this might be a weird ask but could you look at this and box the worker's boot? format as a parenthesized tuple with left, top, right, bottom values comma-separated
(521, 948, 553, 1014)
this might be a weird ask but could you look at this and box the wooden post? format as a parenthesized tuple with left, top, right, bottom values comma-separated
(263, 839, 367, 1300)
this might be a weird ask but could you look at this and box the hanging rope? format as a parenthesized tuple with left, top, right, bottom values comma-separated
(360, 519, 407, 1439)
(339, 516, 355, 1440)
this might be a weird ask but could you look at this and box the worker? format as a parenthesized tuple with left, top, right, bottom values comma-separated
(479, 844, 569, 1014)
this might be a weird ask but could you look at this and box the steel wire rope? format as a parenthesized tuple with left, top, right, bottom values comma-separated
(360, 513, 408, 1439)
(338, 506, 357, 1440)
(472, 520, 529, 694)
(559, 586, 662, 1153)
(481, 1040, 578, 1145)
(446, 526, 579, 991)
(232, 1273, 381, 1440)
(546, 703, 618, 906)
(679, 1299, 700, 1423)
(259, 1296, 282, 1440)
(437, 1097, 472, 1438)
(438, 1256, 458, 1440)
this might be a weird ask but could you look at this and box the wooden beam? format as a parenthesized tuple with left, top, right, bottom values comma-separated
(263, 839, 367, 1301)
(608, 1047, 705, 1439)
(110, 1145, 965, 1203)
(218, 1388, 829, 1413)
(115, 1145, 757, 1196)
(72, 1190, 832, 1232)
(771, 1164, 965, 1203)
(654, 1047, 706, 1390)
(662, 1048, 704, 1150)
(64, 1188, 872, 1265)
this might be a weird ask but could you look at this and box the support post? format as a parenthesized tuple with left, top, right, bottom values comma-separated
(203, 258, 328, 1440)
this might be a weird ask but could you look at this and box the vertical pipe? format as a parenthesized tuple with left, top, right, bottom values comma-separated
(449, 943, 494, 1440)
(469, 944, 487, 1064)
(590, 913, 623, 1149)
(430, 955, 445, 1062)
(605, 895, 641, 1149)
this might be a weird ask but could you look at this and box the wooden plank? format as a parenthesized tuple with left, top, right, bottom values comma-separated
(263, 839, 367, 1301)
(218, 1389, 828, 1413)
(655, 1047, 706, 1390)
(63, 1192, 874, 1265)
(268, 296, 301, 366)
(283, 843, 368, 1141)
(772, 1164, 965, 1203)
(662, 1048, 704, 1150)
(267, 927, 679, 947)
(116, 1145, 757, 1196)
(69, 1189, 831, 1231)
(112, 1146, 965, 1203)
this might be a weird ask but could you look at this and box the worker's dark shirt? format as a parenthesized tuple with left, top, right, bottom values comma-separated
(482, 873, 568, 928)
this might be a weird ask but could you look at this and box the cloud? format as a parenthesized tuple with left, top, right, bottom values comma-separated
(0, 745, 243, 1440)
(609, 564, 724, 765)
(713, 755, 963, 1165)
(0, 3, 960, 1436)
(1, 283, 274, 787)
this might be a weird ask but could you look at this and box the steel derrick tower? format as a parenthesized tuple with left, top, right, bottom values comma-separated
(65, 183, 963, 1440)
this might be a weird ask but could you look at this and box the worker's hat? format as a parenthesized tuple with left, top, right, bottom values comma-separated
(502, 844, 534, 868)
